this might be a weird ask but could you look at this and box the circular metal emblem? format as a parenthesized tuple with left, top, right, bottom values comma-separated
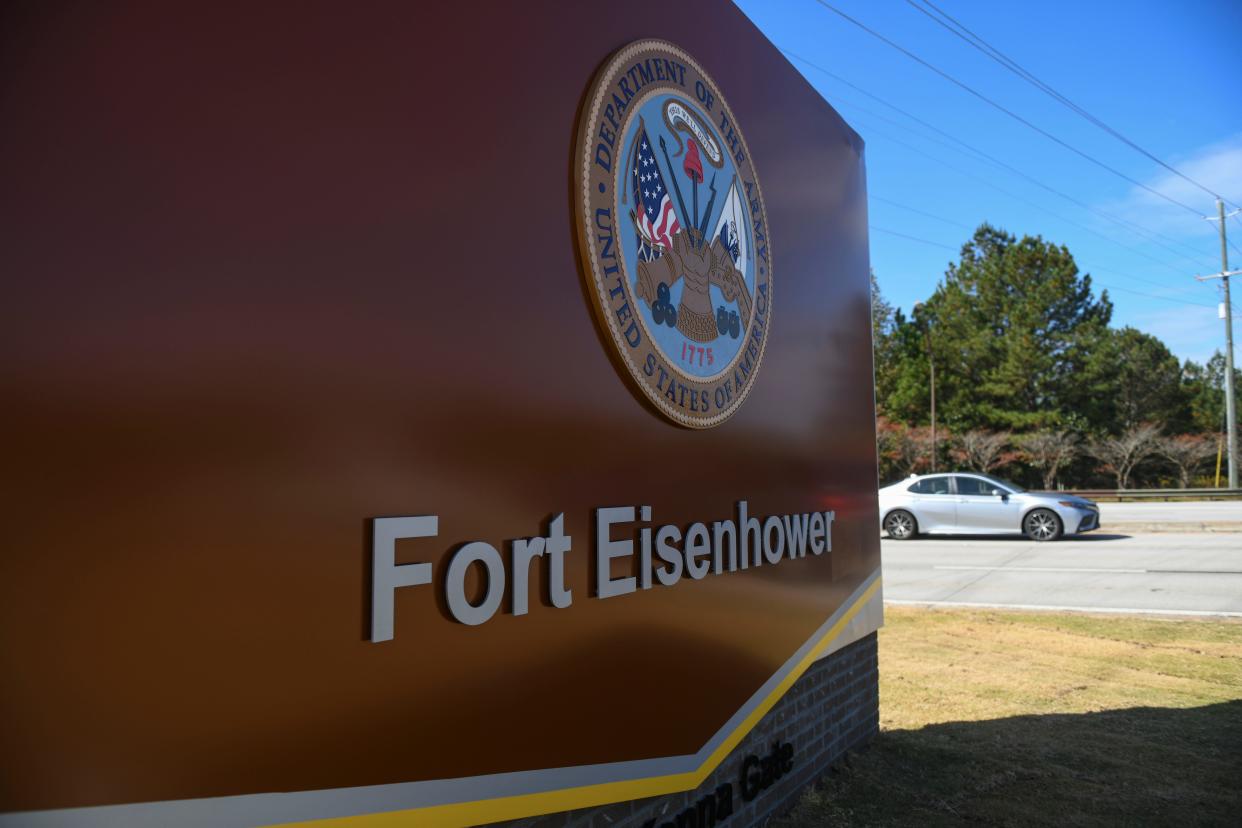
(575, 39, 772, 428)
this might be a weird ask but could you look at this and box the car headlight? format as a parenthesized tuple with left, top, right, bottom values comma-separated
(1058, 501, 1091, 509)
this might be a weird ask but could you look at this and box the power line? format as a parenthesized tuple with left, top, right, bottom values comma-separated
(1087, 263, 1232, 311)
(868, 195, 1221, 310)
(905, 0, 1236, 210)
(871, 194, 972, 229)
(834, 94, 1212, 274)
(779, 40, 1226, 302)
(1098, 282, 1219, 310)
(1212, 283, 1241, 316)
(812, 0, 1210, 217)
(852, 112, 1208, 295)
(870, 225, 959, 250)
(871, 141, 1232, 316)
(781, 49, 1217, 270)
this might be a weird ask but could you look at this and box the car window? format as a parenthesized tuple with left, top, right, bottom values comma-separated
(908, 477, 951, 495)
(954, 476, 992, 496)
(978, 473, 1024, 493)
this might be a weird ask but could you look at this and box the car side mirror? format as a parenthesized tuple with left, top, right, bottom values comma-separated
(990, 488, 1006, 499)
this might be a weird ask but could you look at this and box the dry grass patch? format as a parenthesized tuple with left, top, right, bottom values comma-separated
(777, 607, 1242, 826)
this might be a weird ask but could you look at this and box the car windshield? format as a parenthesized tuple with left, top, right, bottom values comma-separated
(975, 473, 1025, 493)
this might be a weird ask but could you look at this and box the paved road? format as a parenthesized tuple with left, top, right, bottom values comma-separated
(883, 533, 1242, 617)
(1099, 501, 1242, 524)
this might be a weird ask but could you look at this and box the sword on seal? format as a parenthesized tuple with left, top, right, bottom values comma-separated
(695, 172, 718, 250)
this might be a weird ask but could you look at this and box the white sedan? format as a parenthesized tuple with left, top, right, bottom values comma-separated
(879, 472, 1100, 542)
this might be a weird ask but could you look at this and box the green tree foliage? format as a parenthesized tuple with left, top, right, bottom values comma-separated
(870, 268, 895, 346)
(1183, 352, 1242, 434)
(900, 225, 1113, 432)
(1090, 327, 1190, 434)
(870, 269, 898, 410)
(869, 224, 1236, 488)
(874, 308, 928, 424)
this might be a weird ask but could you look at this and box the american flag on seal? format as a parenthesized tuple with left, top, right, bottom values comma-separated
(632, 126, 682, 262)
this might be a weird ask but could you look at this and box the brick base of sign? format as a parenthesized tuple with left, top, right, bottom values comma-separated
(491, 632, 880, 828)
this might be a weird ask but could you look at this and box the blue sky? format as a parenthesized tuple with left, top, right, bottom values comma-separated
(735, 0, 1242, 365)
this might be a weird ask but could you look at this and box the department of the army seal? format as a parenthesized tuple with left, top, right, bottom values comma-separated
(574, 39, 772, 428)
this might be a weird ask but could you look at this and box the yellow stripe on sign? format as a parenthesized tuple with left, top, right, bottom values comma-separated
(278, 577, 882, 828)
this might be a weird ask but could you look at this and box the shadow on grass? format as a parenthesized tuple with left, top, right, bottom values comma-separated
(777, 700, 1242, 827)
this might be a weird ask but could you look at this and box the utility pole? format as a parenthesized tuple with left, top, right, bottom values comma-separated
(914, 302, 936, 472)
(1198, 198, 1241, 488)
(927, 326, 937, 473)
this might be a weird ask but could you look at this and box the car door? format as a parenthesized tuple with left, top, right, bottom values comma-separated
(952, 475, 1020, 533)
(907, 476, 957, 533)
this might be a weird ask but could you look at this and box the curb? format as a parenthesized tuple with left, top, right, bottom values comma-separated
(1103, 522, 1242, 534)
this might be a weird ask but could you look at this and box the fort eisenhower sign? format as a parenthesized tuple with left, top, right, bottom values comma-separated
(372, 503, 836, 636)
(0, 4, 880, 828)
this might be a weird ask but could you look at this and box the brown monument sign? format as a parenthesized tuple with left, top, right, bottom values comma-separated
(0, 3, 880, 826)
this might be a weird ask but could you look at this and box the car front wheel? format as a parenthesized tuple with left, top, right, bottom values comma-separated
(884, 509, 918, 540)
(1023, 509, 1062, 542)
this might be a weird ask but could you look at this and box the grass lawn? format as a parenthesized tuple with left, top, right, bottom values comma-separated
(777, 607, 1242, 826)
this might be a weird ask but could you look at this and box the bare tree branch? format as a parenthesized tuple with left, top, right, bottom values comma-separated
(1157, 434, 1218, 489)
(950, 429, 1012, 473)
(877, 418, 939, 480)
(1018, 430, 1080, 490)
(1087, 424, 1161, 489)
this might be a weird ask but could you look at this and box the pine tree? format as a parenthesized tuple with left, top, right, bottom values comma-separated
(881, 224, 1112, 432)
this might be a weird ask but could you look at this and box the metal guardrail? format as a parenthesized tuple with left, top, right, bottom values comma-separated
(1061, 488, 1242, 502)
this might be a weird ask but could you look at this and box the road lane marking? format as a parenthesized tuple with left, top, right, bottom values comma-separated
(933, 565, 1145, 573)
(1149, 569, 1242, 575)
(885, 599, 1242, 618)
(929, 565, 1242, 575)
